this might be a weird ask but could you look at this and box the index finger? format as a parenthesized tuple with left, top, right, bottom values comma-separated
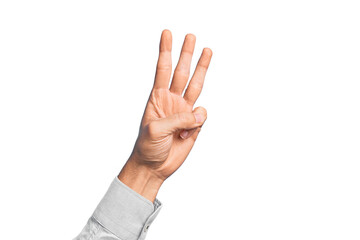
(153, 29, 172, 89)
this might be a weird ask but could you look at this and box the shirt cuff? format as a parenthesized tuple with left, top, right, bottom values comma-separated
(92, 176, 162, 240)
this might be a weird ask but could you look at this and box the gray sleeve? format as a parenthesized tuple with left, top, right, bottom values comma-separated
(73, 176, 163, 240)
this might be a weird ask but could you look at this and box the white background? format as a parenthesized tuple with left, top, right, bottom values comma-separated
(1, 1, 360, 239)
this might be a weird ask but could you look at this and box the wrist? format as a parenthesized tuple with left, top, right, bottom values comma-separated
(118, 158, 164, 203)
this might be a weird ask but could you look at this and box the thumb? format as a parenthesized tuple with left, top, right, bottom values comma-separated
(179, 106, 208, 139)
(152, 107, 207, 136)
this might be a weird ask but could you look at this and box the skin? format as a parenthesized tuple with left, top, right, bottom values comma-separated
(118, 29, 213, 202)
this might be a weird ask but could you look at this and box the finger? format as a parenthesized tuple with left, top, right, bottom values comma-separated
(183, 48, 213, 105)
(189, 127, 202, 141)
(179, 127, 197, 139)
(153, 29, 172, 89)
(169, 33, 196, 95)
(180, 106, 207, 140)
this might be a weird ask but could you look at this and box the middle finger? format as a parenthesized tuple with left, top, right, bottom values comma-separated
(169, 33, 196, 95)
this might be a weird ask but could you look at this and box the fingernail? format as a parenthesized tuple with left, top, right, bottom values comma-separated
(194, 113, 203, 123)
(180, 130, 189, 139)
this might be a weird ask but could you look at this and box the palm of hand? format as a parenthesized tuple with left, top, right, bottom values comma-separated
(131, 30, 212, 180)
(138, 89, 194, 178)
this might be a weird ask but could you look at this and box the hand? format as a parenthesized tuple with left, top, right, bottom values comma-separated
(118, 29, 213, 202)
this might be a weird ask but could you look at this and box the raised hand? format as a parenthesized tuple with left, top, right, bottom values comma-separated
(118, 29, 213, 201)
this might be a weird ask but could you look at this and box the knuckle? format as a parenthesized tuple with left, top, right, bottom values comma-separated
(174, 66, 190, 76)
(196, 106, 207, 116)
(191, 82, 203, 90)
(200, 63, 209, 71)
(156, 64, 171, 71)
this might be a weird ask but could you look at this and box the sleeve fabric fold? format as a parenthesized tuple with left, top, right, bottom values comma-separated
(73, 176, 162, 240)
